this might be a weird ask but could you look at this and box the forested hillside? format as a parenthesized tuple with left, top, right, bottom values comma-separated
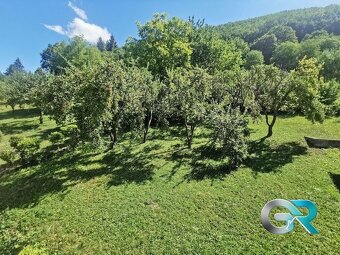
(209, 4, 340, 77)
(214, 5, 340, 42)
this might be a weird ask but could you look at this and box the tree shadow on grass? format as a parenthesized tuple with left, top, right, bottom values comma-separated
(149, 126, 209, 142)
(28, 127, 60, 140)
(245, 140, 308, 174)
(329, 173, 340, 192)
(148, 127, 184, 141)
(0, 136, 309, 210)
(0, 120, 40, 135)
(181, 140, 308, 183)
(44, 145, 155, 187)
(0, 143, 156, 210)
(97, 145, 154, 186)
(0, 165, 67, 210)
(0, 108, 40, 120)
(185, 161, 233, 182)
(0, 152, 95, 210)
(170, 145, 235, 184)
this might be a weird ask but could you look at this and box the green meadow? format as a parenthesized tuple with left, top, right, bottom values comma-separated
(0, 105, 339, 254)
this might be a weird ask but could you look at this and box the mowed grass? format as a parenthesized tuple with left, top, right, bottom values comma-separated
(0, 105, 339, 254)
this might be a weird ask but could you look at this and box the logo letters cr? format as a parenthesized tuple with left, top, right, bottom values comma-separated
(261, 199, 319, 235)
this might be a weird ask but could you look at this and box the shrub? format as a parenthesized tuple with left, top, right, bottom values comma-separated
(320, 80, 340, 116)
(0, 149, 16, 165)
(9, 135, 22, 148)
(60, 124, 79, 136)
(48, 131, 65, 145)
(12, 137, 40, 164)
(0, 130, 3, 143)
(209, 108, 249, 168)
(19, 245, 47, 255)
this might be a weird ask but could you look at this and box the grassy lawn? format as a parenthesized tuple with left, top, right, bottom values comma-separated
(0, 105, 339, 254)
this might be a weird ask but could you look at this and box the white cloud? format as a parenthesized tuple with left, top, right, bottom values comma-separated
(68, 1, 88, 21)
(44, 25, 66, 35)
(44, 3, 111, 44)
(66, 18, 111, 43)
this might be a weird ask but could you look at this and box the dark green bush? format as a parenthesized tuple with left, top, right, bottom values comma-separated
(209, 108, 250, 168)
(9, 135, 22, 148)
(60, 124, 79, 136)
(320, 80, 340, 116)
(48, 131, 65, 145)
(0, 149, 16, 165)
(9, 136, 40, 164)
(0, 130, 3, 143)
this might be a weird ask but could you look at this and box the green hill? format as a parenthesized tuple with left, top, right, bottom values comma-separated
(213, 4, 340, 42)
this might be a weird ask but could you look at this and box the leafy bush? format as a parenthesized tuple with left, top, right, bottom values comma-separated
(320, 80, 340, 116)
(0, 149, 16, 165)
(60, 124, 79, 136)
(209, 108, 249, 168)
(19, 245, 47, 255)
(0, 130, 3, 143)
(48, 131, 65, 145)
(9, 135, 22, 148)
(9, 136, 40, 164)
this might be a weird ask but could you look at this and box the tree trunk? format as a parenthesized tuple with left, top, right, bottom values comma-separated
(108, 130, 115, 149)
(108, 126, 117, 149)
(265, 113, 277, 138)
(143, 109, 153, 143)
(190, 125, 195, 148)
(113, 127, 117, 144)
(185, 117, 195, 149)
(39, 110, 44, 124)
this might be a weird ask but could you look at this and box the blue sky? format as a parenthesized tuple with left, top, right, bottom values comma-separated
(1, 0, 340, 73)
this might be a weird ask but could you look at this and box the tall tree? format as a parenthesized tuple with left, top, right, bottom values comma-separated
(255, 58, 325, 138)
(168, 67, 212, 148)
(3, 71, 33, 111)
(29, 68, 50, 124)
(126, 13, 193, 79)
(291, 58, 326, 123)
(41, 37, 104, 75)
(251, 34, 278, 63)
(97, 37, 106, 52)
(191, 30, 244, 74)
(106, 35, 118, 51)
(268, 25, 298, 44)
(254, 65, 290, 138)
(244, 50, 264, 69)
(319, 49, 340, 81)
(271, 41, 301, 70)
(5, 58, 25, 76)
